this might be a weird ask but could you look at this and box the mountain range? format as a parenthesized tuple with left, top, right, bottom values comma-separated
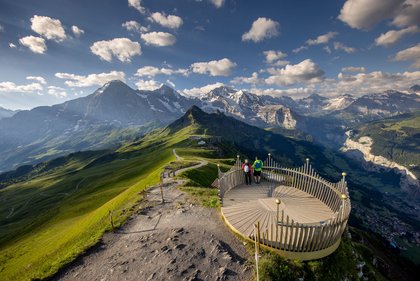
(0, 80, 419, 172)
(0, 106, 16, 120)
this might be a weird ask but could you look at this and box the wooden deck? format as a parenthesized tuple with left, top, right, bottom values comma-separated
(221, 182, 334, 241)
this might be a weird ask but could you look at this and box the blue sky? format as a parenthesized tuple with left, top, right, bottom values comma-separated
(0, 0, 419, 109)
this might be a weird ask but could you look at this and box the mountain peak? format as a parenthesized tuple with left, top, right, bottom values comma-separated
(94, 80, 134, 97)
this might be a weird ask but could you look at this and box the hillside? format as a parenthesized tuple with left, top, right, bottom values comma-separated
(352, 111, 420, 178)
(1, 106, 419, 280)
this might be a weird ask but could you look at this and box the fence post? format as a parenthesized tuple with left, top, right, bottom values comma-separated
(108, 210, 114, 230)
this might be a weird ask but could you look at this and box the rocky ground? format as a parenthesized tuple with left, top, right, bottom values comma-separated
(52, 182, 253, 281)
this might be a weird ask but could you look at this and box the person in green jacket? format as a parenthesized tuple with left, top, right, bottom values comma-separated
(252, 156, 263, 184)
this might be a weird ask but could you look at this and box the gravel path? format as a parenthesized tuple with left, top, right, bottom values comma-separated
(53, 171, 253, 281)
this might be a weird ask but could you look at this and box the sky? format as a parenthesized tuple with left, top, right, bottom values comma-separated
(0, 0, 419, 110)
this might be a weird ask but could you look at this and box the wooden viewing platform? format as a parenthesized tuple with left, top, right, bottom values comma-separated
(217, 156, 351, 260)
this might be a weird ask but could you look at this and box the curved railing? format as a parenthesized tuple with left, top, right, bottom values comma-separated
(217, 156, 351, 255)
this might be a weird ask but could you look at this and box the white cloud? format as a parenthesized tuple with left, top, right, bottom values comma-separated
(0, 81, 43, 93)
(141, 32, 176, 46)
(26, 76, 47, 85)
(306, 31, 338, 45)
(128, 0, 146, 14)
(19, 36, 47, 54)
(324, 70, 420, 96)
(333, 42, 356, 53)
(250, 87, 315, 98)
(71, 25, 84, 37)
(341, 66, 366, 72)
(55, 71, 126, 87)
(209, 0, 225, 8)
(30, 15, 66, 42)
(292, 45, 308, 53)
(375, 25, 419, 47)
(47, 86, 67, 98)
(182, 82, 225, 97)
(231, 72, 262, 85)
(122, 20, 149, 33)
(338, 0, 403, 30)
(394, 43, 420, 68)
(242, 17, 280, 42)
(0, 25, 4, 32)
(135, 79, 162, 91)
(134, 66, 188, 78)
(9, 43, 16, 48)
(265, 59, 325, 86)
(148, 12, 183, 29)
(263, 50, 288, 65)
(191, 58, 237, 76)
(90, 38, 141, 62)
(392, 0, 420, 27)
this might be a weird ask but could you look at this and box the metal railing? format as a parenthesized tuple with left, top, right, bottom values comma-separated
(218, 155, 351, 253)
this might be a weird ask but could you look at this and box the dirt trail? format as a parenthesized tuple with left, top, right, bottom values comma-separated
(53, 150, 252, 281)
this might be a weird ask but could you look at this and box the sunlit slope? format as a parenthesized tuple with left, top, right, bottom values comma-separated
(0, 123, 200, 280)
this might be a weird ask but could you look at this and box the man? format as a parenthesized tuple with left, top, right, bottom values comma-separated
(252, 156, 263, 184)
(242, 159, 252, 185)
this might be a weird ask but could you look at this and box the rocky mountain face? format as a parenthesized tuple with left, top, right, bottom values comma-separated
(0, 107, 16, 120)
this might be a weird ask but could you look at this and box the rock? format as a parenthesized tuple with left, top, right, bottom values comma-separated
(146, 273, 156, 281)
(174, 243, 186, 250)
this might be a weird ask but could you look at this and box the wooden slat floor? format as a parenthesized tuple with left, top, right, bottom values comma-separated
(221, 182, 334, 246)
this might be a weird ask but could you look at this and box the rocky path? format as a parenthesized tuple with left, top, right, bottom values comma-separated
(53, 151, 252, 281)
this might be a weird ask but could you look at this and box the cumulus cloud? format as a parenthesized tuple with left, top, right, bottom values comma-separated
(191, 58, 237, 76)
(148, 12, 183, 29)
(341, 66, 366, 73)
(323, 69, 420, 96)
(375, 25, 419, 46)
(9, 43, 16, 48)
(135, 66, 188, 78)
(263, 50, 289, 66)
(231, 72, 262, 85)
(30, 15, 66, 42)
(122, 20, 149, 33)
(392, 0, 420, 27)
(128, 0, 146, 14)
(306, 31, 338, 45)
(265, 59, 325, 86)
(0, 81, 43, 93)
(182, 82, 225, 97)
(141, 32, 176, 46)
(209, 0, 225, 8)
(47, 86, 67, 98)
(55, 71, 126, 87)
(90, 38, 141, 62)
(242, 17, 280, 42)
(26, 76, 47, 85)
(19, 36, 47, 54)
(394, 43, 420, 68)
(333, 42, 356, 53)
(71, 25, 84, 37)
(250, 87, 315, 98)
(135, 79, 162, 90)
(338, 0, 403, 30)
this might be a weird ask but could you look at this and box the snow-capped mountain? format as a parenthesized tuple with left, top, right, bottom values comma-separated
(322, 94, 355, 111)
(199, 86, 299, 129)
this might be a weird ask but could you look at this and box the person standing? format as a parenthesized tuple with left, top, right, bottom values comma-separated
(242, 159, 252, 185)
(252, 156, 263, 184)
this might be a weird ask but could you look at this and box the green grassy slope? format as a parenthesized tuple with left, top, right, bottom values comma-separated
(0, 124, 201, 280)
(353, 111, 420, 177)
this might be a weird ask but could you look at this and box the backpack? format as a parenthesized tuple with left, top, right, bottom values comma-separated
(244, 164, 250, 173)
(255, 160, 262, 169)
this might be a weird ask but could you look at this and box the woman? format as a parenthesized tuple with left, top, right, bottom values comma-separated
(242, 159, 252, 185)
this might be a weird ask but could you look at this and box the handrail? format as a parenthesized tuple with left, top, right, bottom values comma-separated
(217, 156, 351, 254)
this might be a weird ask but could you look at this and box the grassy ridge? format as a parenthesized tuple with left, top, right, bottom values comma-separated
(0, 125, 206, 280)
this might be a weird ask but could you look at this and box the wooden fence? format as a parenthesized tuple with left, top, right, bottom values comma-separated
(218, 155, 351, 254)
